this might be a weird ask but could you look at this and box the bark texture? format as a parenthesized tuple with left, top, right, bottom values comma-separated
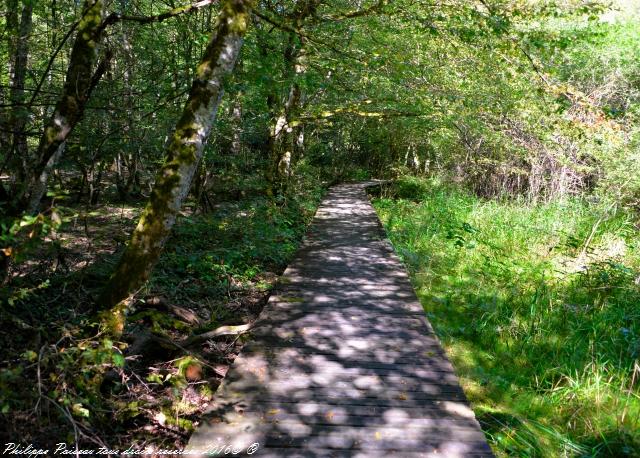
(99, 0, 251, 334)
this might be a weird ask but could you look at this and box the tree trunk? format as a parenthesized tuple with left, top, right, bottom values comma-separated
(119, 18, 142, 200)
(98, 0, 251, 337)
(265, 62, 302, 195)
(231, 92, 243, 156)
(266, 101, 292, 194)
(264, 3, 312, 195)
(26, 142, 65, 214)
(15, 0, 106, 214)
(279, 0, 317, 166)
(4, 1, 33, 197)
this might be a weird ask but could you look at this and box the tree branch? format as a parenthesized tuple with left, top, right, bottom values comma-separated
(295, 106, 428, 123)
(251, 8, 361, 61)
(321, 0, 389, 21)
(101, 0, 217, 31)
(26, 21, 79, 109)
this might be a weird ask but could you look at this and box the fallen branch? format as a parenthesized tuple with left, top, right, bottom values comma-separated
(145, 296, 203, 326)
(183, 324, 253, 346)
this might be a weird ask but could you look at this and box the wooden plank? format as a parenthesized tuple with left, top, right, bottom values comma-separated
(248, 333, 445, 353)
(239, 410, 482, 429)
(241, 343, 449, 365)
(240, 393, 469, 407)
(227, 361, 455, 386)
(252, 318, 431, 333)
(246, 341, 448, 363)
(229, 348, 457, 374)
(202, 400, 481, 421)
(262, 427, 491, 450)
(262, 301, 426, 316)
(253, 307, 429, 324)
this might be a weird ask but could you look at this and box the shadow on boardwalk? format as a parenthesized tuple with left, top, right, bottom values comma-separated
(187, 183, 494, 457)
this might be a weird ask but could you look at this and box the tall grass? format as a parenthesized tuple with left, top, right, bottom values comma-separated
(372, 176, 640, 457)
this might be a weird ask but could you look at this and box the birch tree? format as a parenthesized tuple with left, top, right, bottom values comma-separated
(99, 0, 252, 335)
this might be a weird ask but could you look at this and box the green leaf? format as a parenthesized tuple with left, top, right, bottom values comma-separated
(21, 350, 38, 362)
(112, 353, 125, 367)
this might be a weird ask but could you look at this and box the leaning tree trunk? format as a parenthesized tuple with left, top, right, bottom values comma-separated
(98, 0, 251, 337)
(16, 0, 106, 214)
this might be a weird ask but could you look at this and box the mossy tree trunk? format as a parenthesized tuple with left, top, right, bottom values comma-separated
(98, 0, 251, 337)
(17, 0, 106, 214)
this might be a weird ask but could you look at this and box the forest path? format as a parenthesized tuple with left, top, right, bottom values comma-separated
(187, 182, 494, 457)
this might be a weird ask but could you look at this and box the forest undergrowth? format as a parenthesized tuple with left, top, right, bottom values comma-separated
(0, 176, 324, 452)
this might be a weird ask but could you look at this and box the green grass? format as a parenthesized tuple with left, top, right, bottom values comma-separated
(372, 176, 640, 457)
(158, 194, 321, 296)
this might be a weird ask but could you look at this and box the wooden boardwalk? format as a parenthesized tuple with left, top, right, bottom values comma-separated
(187, 183, 494, 457)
